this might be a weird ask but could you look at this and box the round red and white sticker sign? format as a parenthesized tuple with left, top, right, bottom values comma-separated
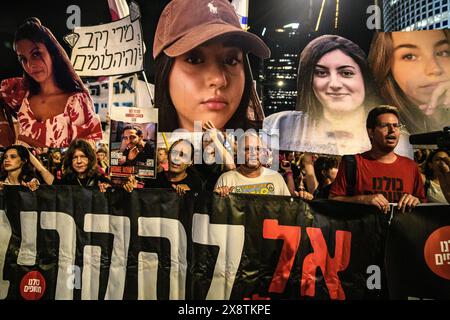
(20, 271, 46, 300)
(424, 226, 450, 280)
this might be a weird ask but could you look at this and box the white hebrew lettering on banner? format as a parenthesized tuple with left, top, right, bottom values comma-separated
(84, 214, 130, 300)
(17, 211, 38, 266)
(81, 245, 102, 300)
(40, 211, 76, 300)
(138, 217, 187, 300)
(192, 213, 245, 300)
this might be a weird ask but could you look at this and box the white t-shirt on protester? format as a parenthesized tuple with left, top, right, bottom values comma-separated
(215, 167, 291, 196)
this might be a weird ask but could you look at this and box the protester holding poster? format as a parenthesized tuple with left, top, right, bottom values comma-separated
(369, 29, 450, 134)
(0, 18, 102, 148)
(153, 0, 270, 132)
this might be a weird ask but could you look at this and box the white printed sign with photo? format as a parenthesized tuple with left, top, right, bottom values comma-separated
(109, 106, 158, 179)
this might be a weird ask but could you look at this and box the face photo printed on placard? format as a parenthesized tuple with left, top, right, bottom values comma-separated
(369, 29, 450, 134)
(263, 34, 382, 156)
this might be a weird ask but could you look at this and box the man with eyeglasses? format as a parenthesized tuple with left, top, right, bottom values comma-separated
(214, 132, 292, 196)
(329, 105, 426, 214)
(119, 125, 155, 167)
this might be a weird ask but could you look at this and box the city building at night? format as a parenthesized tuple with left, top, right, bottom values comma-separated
(260, 23, 301, 115)
(383, 0, 450, 31)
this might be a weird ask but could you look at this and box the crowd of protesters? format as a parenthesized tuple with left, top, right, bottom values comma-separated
(0, 2, 448, 211)
(1, 108, 448, 210)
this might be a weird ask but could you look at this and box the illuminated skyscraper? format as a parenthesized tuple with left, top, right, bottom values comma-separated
(383, 0, 450, 31)
(261, 24, 301, 115)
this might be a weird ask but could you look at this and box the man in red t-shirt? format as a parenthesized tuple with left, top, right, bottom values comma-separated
(329, 105, 426, 214)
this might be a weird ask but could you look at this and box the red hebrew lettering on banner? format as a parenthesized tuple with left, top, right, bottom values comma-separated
(263, 219, 301, 293)
(301, 228, 352, 300)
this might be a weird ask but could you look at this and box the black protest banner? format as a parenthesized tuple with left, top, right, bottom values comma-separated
(191, 196, 388, 300)
(386, 205, 450, 299)
(1, 186, 194, 300)
(1, 186, 446, 300)
(306, 200, 389, 300)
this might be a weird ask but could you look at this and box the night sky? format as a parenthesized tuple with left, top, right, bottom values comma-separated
(0, 0, 377, 80)
(249, 0, 377, 51)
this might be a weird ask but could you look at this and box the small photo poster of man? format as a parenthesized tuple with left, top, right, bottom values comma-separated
(109, 106, 158, 179)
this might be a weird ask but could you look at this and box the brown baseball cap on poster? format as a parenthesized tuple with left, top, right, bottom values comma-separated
(153, 0, 270, 59)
